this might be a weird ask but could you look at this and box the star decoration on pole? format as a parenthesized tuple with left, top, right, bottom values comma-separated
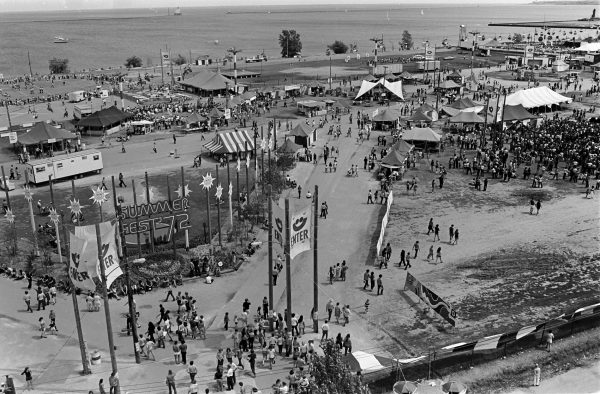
(236, 157, 241, 172)
(260, 138, 267, 151)
(201, 173, 215, 190)
(48, 208, 60, 225)
(23, 186, 33, 202)
(89, 185, 109, 206)
(215, 184, 223, 200)
(4, 208, 15, 224)
(176, 184, 192, 199)
(246, 154, 250, 168)
(68, 198, 84, 216)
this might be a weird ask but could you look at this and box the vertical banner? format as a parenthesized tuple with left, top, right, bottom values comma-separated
(68, 233, 97, 291)
(289, 204, 311, 259)
(75, 222, 123, 289)
(425, 44, 435, 61)
(272, 202, 285, 247)
(161, 50, 171, 65)
(524, 46, 534, 59)
(404, 272, 457, 327)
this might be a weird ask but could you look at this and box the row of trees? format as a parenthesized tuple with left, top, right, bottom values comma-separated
(124, 54, 188, 69)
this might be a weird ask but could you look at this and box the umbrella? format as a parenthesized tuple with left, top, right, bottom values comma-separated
(393, 381, 418, 394)
(442, 381, 467, 394)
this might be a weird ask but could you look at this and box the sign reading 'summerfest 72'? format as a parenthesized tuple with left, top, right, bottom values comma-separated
(118, 197, 191, 241)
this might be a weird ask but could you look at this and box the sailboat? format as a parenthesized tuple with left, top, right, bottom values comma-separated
(421, 9, 424, 16)
(386, 11, 390, 21)
(174, 7, 182, 16)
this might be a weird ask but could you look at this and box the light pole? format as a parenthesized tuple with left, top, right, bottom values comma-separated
(369, 35, 384, 75)
(227, 47, 242, 94)
(329, 55, 332, 90)
(469, 31, 480, 71)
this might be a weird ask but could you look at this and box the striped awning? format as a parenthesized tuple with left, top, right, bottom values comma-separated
(204, 129, 255, 154)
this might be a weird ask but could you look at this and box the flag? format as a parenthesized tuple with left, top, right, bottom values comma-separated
(272, 202, 285, 247)
(68, 233, 96, 291)
(473, 334, 502, 351)
(404, 272, 422, 297)
(290, 204, 311, 259)
(75, 222, 123, 289)
(404, 273, 457, 327)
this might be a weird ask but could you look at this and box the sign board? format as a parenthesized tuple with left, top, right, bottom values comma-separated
(0, 132, 9, 137)
(9, 132, 17, 144)
(118, 196, 192, 243)
(224, 108, 231, 120)
(47, 138, 56, 143)
(425, 45, 435, 61)
(524, 46, 534, 59)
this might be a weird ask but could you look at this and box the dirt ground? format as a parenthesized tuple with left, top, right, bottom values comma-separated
(368, 151, 599, 356)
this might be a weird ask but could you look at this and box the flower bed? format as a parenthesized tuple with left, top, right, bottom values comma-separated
(130, 252, 189, 280)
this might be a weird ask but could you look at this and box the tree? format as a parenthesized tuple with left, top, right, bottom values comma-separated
(279, 30, 302, 58)
(307, 340, 367, 394)
(125, 55, 142, 68)
(173, 54, 187, 66)
(48, 58, 69, 74)
(513, 33, 524, 44)
(328, 40, 349, 54)
(401, 30, 413, 50)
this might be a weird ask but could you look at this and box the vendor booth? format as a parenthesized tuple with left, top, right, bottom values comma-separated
(297, 100, 327, 117)
(505, 86, 572, 111)
(76, 106, 132, 136)
(130, 120, 154, 135)
(372, 108, 401, 131)
(289, 123, 315, 148)
(402, 127, 442, 151)
(203, 129, 255, 158)
(17, 121, 77, 156)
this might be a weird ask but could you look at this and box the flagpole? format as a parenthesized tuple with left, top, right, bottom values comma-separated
(181, 167, 189, 251)
(166, 175, 178, 259)
(1, 165, 17, 254)
(48, 175, 63, 264)
(260, 128, 265, 196)
(236, 160, 241, 223)
(131, 181, 142, 258)
(24, 186, 39, 256)
(205, 185, 212, 253)
(69, 179, 92, 375)
(313, 185, 319, 333)
(267, 184, 273, 310)
(111, 176, 141, 364)
(245, 142, 250, 223)
(227, 159, 233, 227)
(253, 133, 258, 207)
(160, 49, 164, 86)
(95, 222, 120, 392)
(145, 172, 155, 253)
(215, 164, 222, 247)
(284, 198, 292, 327)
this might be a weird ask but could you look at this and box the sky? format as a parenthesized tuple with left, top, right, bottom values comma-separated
(0, 0, 537, 13)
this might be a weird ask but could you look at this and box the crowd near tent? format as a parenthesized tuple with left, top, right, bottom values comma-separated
(501, 104, 539, 122)
(436, 80, 462, 92)
(402, 127, 441, 150)
(179, 70, 233, 97)
(17, 121, 76, 147)
(372, 108, 401, 130)
(381, 140, 414, 169)
(203, 129, 254, 156)
(76, 106, 132, 136)
(505, 86, 572, 109)
(355, 78, 404, 101)
(288, 123, 315, 148)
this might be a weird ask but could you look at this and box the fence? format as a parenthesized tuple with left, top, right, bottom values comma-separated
(364, 301, 600, 393)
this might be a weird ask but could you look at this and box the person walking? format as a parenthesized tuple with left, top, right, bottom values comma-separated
(146, 337, 156, 361)
(545, 330, 554, 351)
(367, 190, 374, 204)
(453, 229, 459, 245)
(433, 224, 440, 241)
(118, 172, 126, 188)
(376, 275, 383, 295)
(399, 249, 406, 268)
(321, 320, 329, 340)
(153, 141, 157, 154)
(412, 241, 420, 258)
(427, 218, 434, 235)
(173, 341, 181, 364)
(187, 361, 197, 383)
(248, 349, 257, 377)
(435, 247, 443, 263)
(529, 198, 535, 214)
(298, 185, 302, 199)
(404, 254, 412, 270)
(21, 367, 33, 390)
(39, 317, 47, 338)
(98, 378, 107, 394)
(173, 134, 177, 144)
(108, 371, 119, 394)
(180, 340, 188, 364)
(363, 270, 370, 290)
(166, 370, 177, 394)
(334, 302, 341, 324)
(369, 271, 375, 291)
(427, 245, 434, 261)
(533, 364, 541, 386)
(23, 291, 33, 313)
(449, 225, 455, 244)
(535, 200, 541, 215)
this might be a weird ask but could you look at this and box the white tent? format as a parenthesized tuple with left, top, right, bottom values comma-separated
(505, 86, 572, 109)
(355, 78, 404, 100)
(402, 127, 441, 143)
(577, 42, 600, 53)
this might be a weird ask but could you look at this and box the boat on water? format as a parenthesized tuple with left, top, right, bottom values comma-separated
(174, 7, 182, 16)
(53, 36, 69, 43)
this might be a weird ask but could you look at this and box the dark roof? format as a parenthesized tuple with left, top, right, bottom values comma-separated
(449, 98, 480, 110)
(407, 110, 433, 123)
(289, 123, 313, 137)
(180, 70, 232, 91)
(77, 106, 132, 128)
(502, 104, 539, 121)
(449, 111, 485, 123)
(277, 139, 302, 154)
(18, 122, 76, 146)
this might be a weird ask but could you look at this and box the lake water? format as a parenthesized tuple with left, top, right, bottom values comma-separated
(0, 4, 595, 75)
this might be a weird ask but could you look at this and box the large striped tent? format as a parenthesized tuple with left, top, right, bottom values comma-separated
(204, 129, 255, 154)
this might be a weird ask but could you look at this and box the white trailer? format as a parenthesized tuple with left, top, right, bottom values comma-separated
(417, 60, 441, 71)
(68, 91, 86, 102)
(26, 150, 103, 184)
(74, 104, 92, 120)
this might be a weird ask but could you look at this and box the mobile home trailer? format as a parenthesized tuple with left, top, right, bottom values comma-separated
(26, 150, 103, 184)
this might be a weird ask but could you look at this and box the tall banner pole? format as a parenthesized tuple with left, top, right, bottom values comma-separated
(160, 49, 164, 86)
(201, 172, 214, 253)
(253, 134, 258, 206)
(245, 142, 250, 215)
(68, 180, 91, 375)
(227, 159, 233, 228)
(144, 172, 155, 253)
(267, 185, 274, 310)
(261, 129, 265, 196)
(1, 166, 17, 253)
(131, 181, 142, 258)
(180, 167, 189, 251)
(215, 164, 222, 247)
(48, 175, 63, 264)
(313, 185, 319, 333)
(111, 176, 141, 364)
(236, 160, 241, 223)
(284, 198, 292, 327)
(23, 185, 39, 256)
(273, 116, 277, 151)
(166, 176, 178, 259)
(95, 223, 120, 393)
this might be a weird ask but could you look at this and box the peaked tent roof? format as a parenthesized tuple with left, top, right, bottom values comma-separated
(289, 123, 313, 137)
(406, 110, 433, 123)
(208, 107, 224, 119)
(76, 106, 132, 128)
(400, 71, 414, 79)
(449, 111, 485, 123)
(438, 80, 461, 89)
(502, 104, 539, 121)
(402, 127, 441, 143)
(203, 129, 254, 154)
(449, 98, 479, 110)
(18, 122, 77, 146)
(418, 103, 436, 113)
(391, 139, 415, 155)
(179, 70, 232, 91)
(185, 112, 208, 124)
(277, 138, 302, 154)
(355, 78, 404, 100)
(505, 86, 572, 108)
(373, 108, 401, 122)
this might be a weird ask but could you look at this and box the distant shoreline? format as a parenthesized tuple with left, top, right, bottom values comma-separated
(530, 0, 598, 4)
(0, 15, 167, 24)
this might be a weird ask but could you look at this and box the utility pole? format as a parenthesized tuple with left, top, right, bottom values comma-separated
(469, 31, 480, 72)
(227, 47, 242, 94)
(27, 50, 33, 77)
(267, 184, 274, 310)
(313, 185, 319, 333)
(369, 35, 384, 75)
(329, 56, 332, 91)
(284, 198, 292, 327)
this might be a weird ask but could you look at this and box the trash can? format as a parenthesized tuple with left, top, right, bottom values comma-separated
(91, 350, 101, 365)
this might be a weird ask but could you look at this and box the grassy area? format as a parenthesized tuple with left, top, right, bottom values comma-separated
(449, 327, 600, 393)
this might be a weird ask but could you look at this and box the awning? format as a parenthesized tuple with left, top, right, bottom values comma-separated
(204, 129, 255, 154)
